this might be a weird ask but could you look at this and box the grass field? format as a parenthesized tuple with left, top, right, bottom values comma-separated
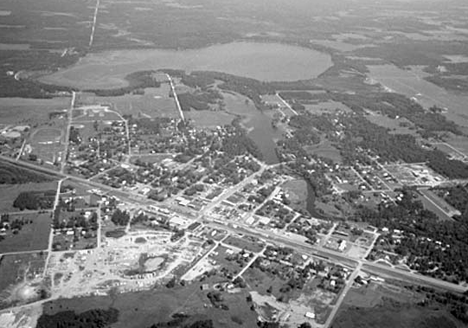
(281, 179, 308, 210)
(304, 101, 352, 115)
(185, 110, 235, 128)
(0, 212, 52, 253)
(28, 124, 67, 165)
(129, 154, 174, 165)
(332, 282, 464, 328)
(224, 236, 264, 253)
(333, 295, 459, 328)
(305, 139, 342, 163)
(0, 181, 57, 213)
(0, 98, 69, 124)
(365, 112, 417, 136)
(42, 278, 258, 328)
(76, 87, 179, 119)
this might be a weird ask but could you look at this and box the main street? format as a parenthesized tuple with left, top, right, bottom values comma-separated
(1, 153, 466, 295)
(1, 151, 467, 328)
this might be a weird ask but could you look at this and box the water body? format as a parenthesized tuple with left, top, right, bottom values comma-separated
(41, 42, 333, 89)
(222, 92, 282, 164)
(247, 111, 282, 164)
(306, 182, 327, 219)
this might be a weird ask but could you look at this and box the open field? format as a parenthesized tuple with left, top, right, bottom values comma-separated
(281, 179, 308, 210)
(0, 212, 52, 253)
(76, 87, 179, 118)
(28, 124, 66, 165)
(185, 110, 235, 128)
(333, 291, 461, 328)
(0, 98, 69, 124)
(305, 140, 342, 163)
(0, 0, 92, 48)
(304, 101, 352, 115)
(224, 235, 264, 253)
(365, 112, 418, 136)
(367, 64, 468, 129)
(0, 181, 57, 213)
(0, 252, 46, 295)
(42, 280, 258, 328)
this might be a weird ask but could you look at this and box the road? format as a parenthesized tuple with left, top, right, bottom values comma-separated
(2, 152, 466, 294)
(276, 93, 298, 116)
(89, 0, 100, 48)
(166, 74, 185, 122)
(324, 262, 362, 328)
(43, 178, 65, 274)
(206, 221, 466, 294)
(61, 91, 76, 173)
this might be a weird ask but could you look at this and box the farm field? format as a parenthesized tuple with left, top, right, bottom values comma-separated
(0, 212, 52, 253)
(76, 87, 179, 119)
(185, 110, 235, 128)
(333, 290, 460, 328)
(0, 182, 57, 213)
(41, 280, 258, 328)
(0, 181, 57, 213)
(0, 98, 69, 124)
(367, 64, 468, 129)
(365, 112, 418, 136)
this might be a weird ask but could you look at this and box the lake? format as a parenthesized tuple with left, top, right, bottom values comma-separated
(40, 42, 332, 89)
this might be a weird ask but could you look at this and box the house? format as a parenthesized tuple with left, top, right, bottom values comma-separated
(305, 312, 315, 319)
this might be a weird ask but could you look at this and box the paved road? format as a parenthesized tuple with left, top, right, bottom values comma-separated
(61, 91, 76, 173)
(324, 262, 362, 328)
(207, 221, 466, 294)
(166, 74, 185, 122)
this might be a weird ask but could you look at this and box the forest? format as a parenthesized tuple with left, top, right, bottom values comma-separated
(36, 308, 119, 328)
(86, 71, 161, 97)
(355, 188, 468, 282)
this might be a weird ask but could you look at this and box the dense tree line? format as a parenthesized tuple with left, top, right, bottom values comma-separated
(288, 115, 321, 145)
(355, 188, 468, 282)
(434, 184, 468, 215)
(86, 70, 161, 97)
(332, 113, 468, 179)
(147, 313, 213, 328)
(0, 49, 79, 98)
(178, 90, 220, 111)
(36, 308, 119, 328)
(111, 209, 130, 226)
(333, 92, 461, 136)
(220, 119, 263, 159)
(13, 190, 55, 210)
(0, 162, 55, 184)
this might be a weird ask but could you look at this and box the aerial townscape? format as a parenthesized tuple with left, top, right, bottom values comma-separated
(1, 0, 468, 327)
